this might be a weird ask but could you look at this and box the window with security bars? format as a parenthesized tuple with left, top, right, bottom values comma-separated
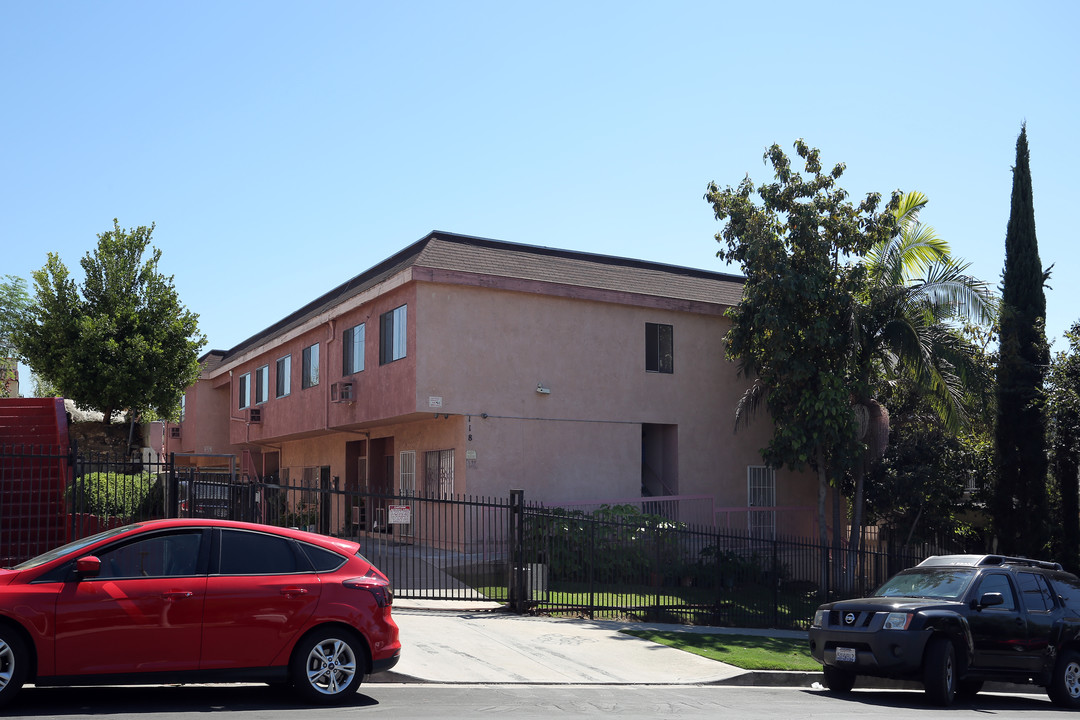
(748, 466, 776, 538)
(399, 451, 416, 496)
(301, 467, 318, 505)
(424, 449, 454, 497)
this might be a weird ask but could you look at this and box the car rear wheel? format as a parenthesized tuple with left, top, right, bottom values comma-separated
(0, 627, 28, 708)
(923, 636, 956, 706)
(290, 627, 367, 704)
(822, 665, 856, 693)
(1049, 649, 1080, 708)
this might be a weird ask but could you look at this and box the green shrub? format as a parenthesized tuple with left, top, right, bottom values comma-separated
(525, 504, 686, 582)
(71, 470, 163, 520)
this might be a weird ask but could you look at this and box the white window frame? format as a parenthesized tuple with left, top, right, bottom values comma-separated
(255, 365, 269, 405)
(238, 373, 251, 410)
(302, 343, 320, 389)
(276, 354, 291, 398)
(343, 322, 365, 375)
(380, 305, 407, 364)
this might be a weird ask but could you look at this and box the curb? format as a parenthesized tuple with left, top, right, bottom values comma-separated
(370, 669, 1046, 694)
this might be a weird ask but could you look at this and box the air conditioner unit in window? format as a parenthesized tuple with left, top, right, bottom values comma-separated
(169, 427, 181, 439)
(331, 381, 354, 403)
(248, 407, 262, 424)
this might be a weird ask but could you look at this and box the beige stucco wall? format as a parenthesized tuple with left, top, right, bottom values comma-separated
(177, 272, 824, 535)
(412, 281, 818, 520)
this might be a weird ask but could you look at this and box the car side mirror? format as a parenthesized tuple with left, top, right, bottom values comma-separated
(979, 592, 1004, 609)
(75, 555, 101, 578)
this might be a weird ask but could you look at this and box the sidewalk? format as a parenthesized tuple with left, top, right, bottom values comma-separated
(372, 599, 817, 686)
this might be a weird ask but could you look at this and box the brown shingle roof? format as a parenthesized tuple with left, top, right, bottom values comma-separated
(208, 232, 743, 364)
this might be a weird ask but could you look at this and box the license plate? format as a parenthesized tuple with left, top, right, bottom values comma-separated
(835, 647, 857, 662)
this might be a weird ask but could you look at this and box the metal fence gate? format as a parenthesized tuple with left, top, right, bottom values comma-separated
(0, 445, 960, 629)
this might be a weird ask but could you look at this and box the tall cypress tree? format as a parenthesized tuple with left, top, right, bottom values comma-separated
(993, 124, 1051, 558)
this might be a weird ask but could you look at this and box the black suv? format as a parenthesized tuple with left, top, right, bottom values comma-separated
(808, 554, 1080, 706)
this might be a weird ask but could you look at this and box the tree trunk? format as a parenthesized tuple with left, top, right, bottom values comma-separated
(845, 463, 865, 594)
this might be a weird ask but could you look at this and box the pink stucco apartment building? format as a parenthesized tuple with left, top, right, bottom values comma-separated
(167, 232, 819, 536)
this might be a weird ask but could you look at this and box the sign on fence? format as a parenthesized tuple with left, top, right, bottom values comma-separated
(388, 505, 411, 524)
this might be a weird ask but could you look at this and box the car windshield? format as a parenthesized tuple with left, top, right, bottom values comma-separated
(7, 523, 142, 571)
(873, 568, 976, 600)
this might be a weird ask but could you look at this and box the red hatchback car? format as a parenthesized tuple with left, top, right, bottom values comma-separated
(0, 518, 400, 707)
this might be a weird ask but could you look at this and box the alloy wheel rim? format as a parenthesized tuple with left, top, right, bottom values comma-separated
(306, 639, 357, 695)
(1066, 661, 1080, 698)
(0, 639, 13, 691)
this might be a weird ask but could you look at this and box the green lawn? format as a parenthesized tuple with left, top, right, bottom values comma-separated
(621, 630, 820, 671)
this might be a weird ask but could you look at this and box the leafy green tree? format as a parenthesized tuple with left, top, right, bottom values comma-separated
(705, 140, 899, 561)
(31, 372, 61, 399)
(1048, 321, 1080, 574)
(0, 275, 32, 397)
(14, 220, 205, 421)
(992, 124, 1051, 558)
(848, 192, 996, 560)
(864, 367, 992, 552)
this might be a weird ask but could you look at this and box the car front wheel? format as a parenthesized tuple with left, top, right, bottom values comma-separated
(822, 665, 856, 693)
(0, 627, 28, 708)
(1049, 649, 1080, 708)
(290, 628, 367, 704)
(923, 636, 956, 706)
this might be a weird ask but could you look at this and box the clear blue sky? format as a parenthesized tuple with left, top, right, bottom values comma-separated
(3, 2, 1078, 389)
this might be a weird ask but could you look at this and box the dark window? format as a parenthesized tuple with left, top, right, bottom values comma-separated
(380, 305, 407, 365)
(645, 323, 673, 374)
(1018, 572, 1055, 611)
(302, 343, 320, 389)
(238, 373, 251, 409)
(218, 530, 302, 575)
(343, 323, 365, 375)
(96, 531, 203, 579)
(299, 542, 346, 572)
(425, 449, 454, 496)
(276, 355, 291, 398)
(975, 573, 1017, 611)
(1051, 574, 1080, 612)
(255, 365, 269, 404)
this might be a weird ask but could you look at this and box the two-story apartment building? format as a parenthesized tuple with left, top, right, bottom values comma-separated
(169, 232, 818, 536)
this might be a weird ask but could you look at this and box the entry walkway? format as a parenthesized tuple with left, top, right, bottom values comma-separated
(376, 600, 812, 686)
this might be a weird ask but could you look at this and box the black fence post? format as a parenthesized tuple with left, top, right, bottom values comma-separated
(771, 536, 779, 628)
(166, 452, 177, 519)
(510, 489, 524, 614)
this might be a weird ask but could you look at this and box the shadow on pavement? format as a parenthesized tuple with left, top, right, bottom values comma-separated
(797, 687, 1054, 713)
(8, 684, 380, 716)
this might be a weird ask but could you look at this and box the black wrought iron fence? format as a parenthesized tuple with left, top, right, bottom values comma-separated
(515, 503, 941, 628)
(0, 445, 957, 629)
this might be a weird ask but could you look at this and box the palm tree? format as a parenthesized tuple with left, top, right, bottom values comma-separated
(846, 191, 996, 570)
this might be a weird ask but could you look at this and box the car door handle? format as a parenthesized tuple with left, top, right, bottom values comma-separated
(281, 587, 308, 597)
(163, 591, 194, 600)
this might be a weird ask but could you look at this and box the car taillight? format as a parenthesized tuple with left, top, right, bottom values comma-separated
(343, 570, 393, 608)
